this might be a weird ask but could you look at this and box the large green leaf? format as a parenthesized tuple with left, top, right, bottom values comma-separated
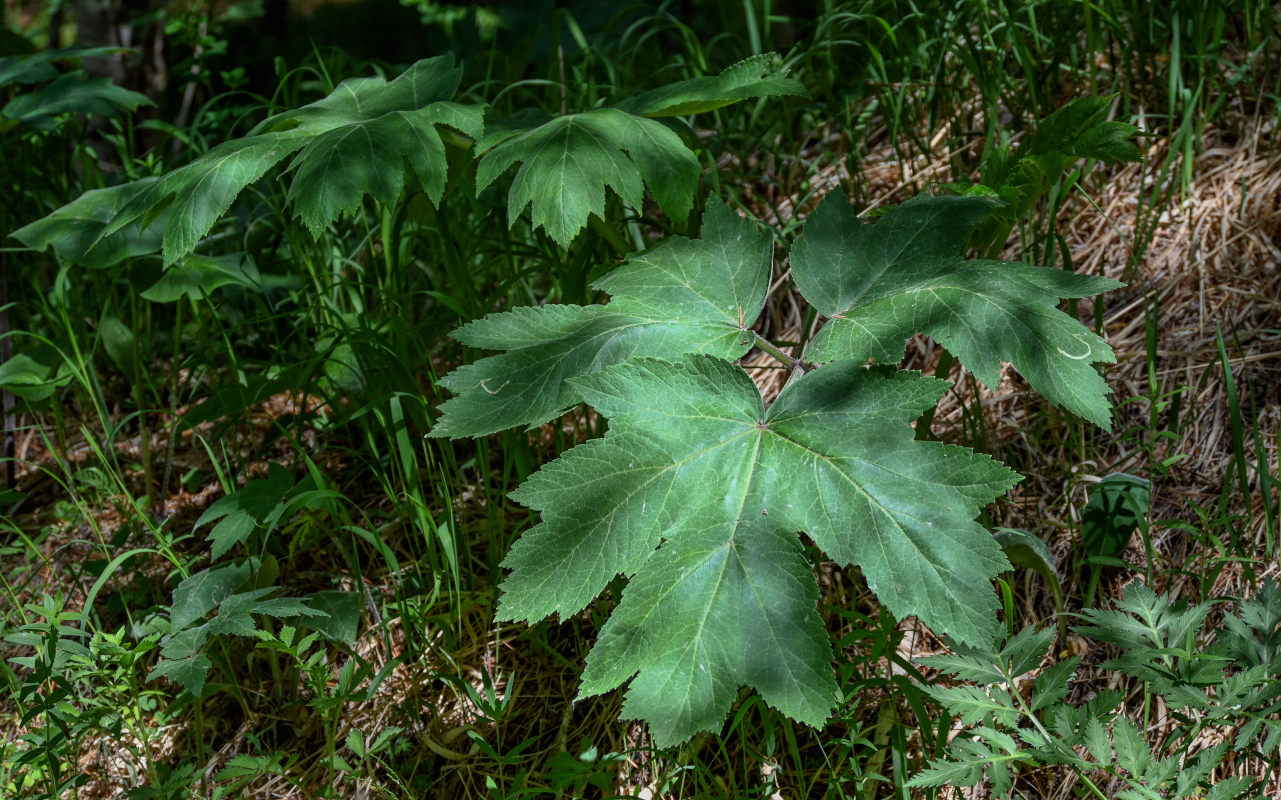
(194, 464, 296, 560)
(95, 56, 480, 264)
(153, 586, 324, 696)
(0, 54, 57, 86)
(1027, 94, 1141, 169)
(475, 108, 699, 247)
(101, 135, 306, 265)
(430, 199, 771, 437)
(0, 349, 70, 401)
(254, 57, 482, 237)
(475, 54, 805, 246)
(792, 190, 1122, 427)
(948, 95, 1141, 255)
(169, 560, 257, 631)
(1, 70, 151, 130)
(499, 354, 1018, 744)
(11, 180, 166, 268)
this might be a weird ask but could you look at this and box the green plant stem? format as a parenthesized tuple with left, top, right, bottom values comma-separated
(1006, 672, 1111, 800)
(749, 330, 801, 369)
(129, 293, 153, 508)
(587, 213, 631, 258)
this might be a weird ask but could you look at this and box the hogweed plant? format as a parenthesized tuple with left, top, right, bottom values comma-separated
(432, 187, 1123, 745)
(18, 51, 1138, 761)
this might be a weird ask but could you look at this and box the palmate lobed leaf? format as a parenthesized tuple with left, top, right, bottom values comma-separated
(92, 56, 480, 264)
(194, 463, 295, 559)
(792, 190, 1122, 428)
(1029, 94, 1141, 168)
(499, 354, 1018, 745)
(954, 95, 1141, 247)
(275, 98, 482, 238)
(475, 108, 700, 247)
(430, 200, 771, 437)
(441, 186, 1120, 746)
(153, 587, 326, 696)
(475, 54, 806, 246)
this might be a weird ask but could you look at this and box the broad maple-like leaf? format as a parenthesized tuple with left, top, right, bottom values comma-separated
(1027, 94, 1141, 168)
(498, 354, 1018, 745)
(151, 586, 324, 696)
(430, 200, 771, 437)
(792, 190, 1122, 427)
(195, 463, 295, 559)
(475, 108, 699, 247)
(945, 95, 1141, 255)
(475, 54, 806, 246)
(95, 56, 480, 263)
(256, 60, 482, 237)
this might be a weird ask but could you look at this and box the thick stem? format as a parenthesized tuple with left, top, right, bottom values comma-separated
(749, 330, 801, 370)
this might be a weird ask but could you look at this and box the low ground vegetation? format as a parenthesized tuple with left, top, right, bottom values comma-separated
(1, 1, 1279, 797)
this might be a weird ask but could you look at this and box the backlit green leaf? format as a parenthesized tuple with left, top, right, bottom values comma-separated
(475, 54, 803, 246)
(93, 56, 477, 264)
(12, 179, 166, 269)
(475, 108, 698, 246)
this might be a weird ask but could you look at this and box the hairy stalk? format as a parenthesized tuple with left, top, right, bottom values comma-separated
(749, 330, 803, 371)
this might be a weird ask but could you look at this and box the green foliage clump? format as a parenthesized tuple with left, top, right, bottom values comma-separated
(913, 582, 1281, 798)
(17, 2, 1252, 790)
(434, 186, 1122, 743)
